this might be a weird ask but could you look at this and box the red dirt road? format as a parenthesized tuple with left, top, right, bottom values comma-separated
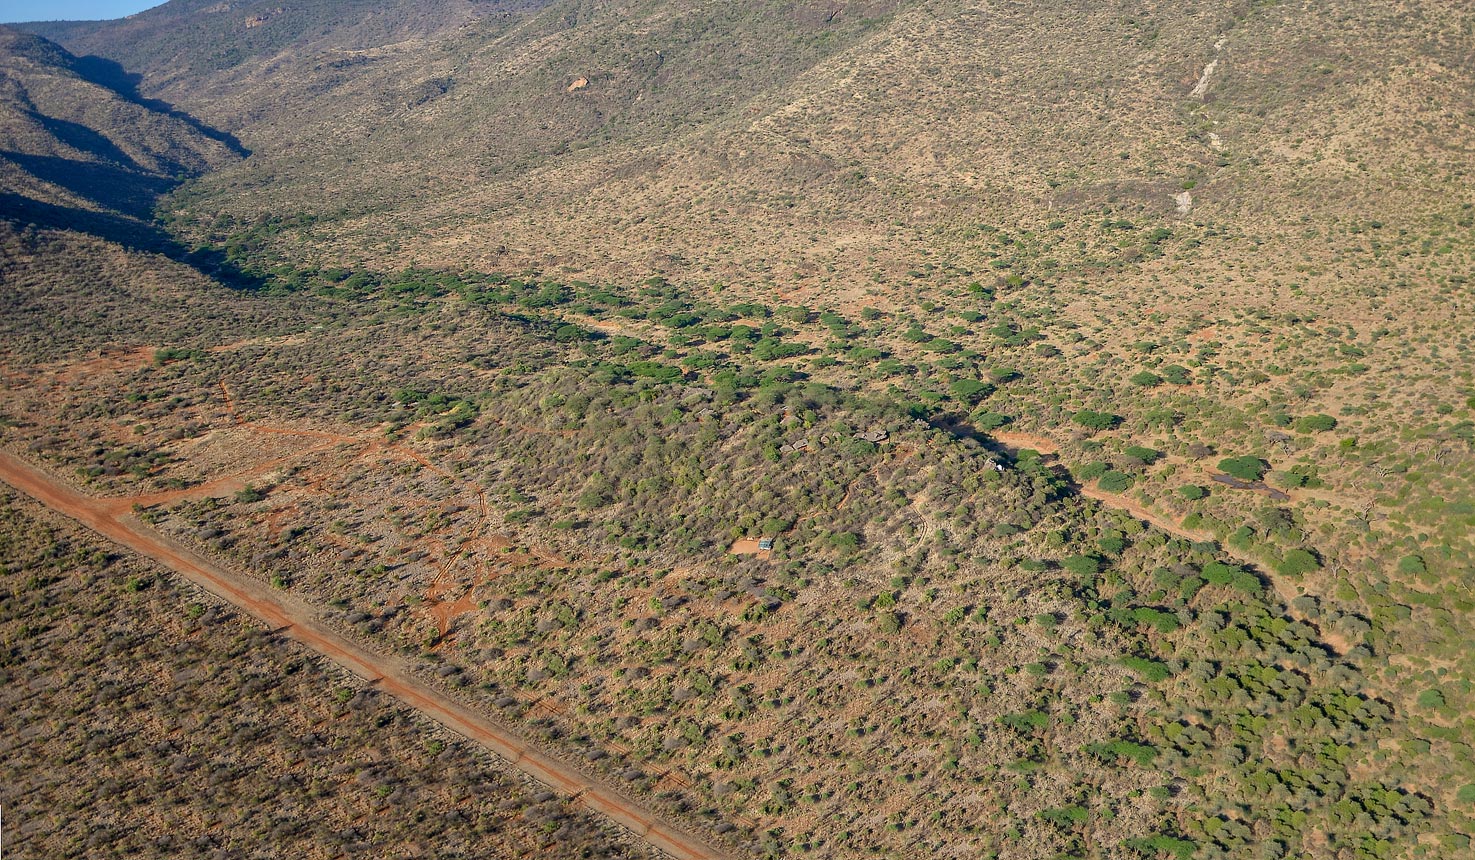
(0, 449, 731, 860)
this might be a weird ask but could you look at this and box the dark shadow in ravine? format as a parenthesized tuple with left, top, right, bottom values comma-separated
(0, 192, 267, 291)
(29, 112, 146, 171)
(0, 48, 260, 289)
(70, 54, 250, 158)
(3, 151, 173, 219)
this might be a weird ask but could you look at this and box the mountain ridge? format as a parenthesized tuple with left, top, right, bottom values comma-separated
(0, 24, 240, 218)
(20, 1, 1473, 286)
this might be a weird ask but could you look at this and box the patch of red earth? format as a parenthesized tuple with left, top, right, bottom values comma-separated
(426, 534, 565, 635)
(262, 503, 303, 539)
(527, 696, 568, 718)
(97, 446, 324, 514)
(45, 346, 156, 384)
(656, 768, 695, 792)
(729, 538, 771, 557)
(990, 431, 1060, 455)
(425, 552, 464, 601)
(430, 591, 480, 636)
(218, 380, 240, 422)
(529, 546, 571, 567)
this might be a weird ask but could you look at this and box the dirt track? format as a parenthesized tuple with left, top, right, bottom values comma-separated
(0, 449, 731, 860)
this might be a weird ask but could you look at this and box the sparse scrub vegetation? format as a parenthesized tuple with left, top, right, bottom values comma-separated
(3, 1, 1475, 857)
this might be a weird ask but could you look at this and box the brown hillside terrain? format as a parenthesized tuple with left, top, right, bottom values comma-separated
(0, 27, 239, 216)
(24, 1, 1475, 283)
(3, 2, 1475, 859)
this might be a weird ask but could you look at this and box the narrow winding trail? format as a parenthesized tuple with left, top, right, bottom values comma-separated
(0, 449, 731, 860)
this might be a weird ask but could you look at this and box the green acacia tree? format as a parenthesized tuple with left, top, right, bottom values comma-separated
(1293, 413, 1338, 433)
(1218, 456, 1268, 481)
(1073, 409, 1120, 432)
(1276, 548, 1320, 577)
(949, 379, 994, 404)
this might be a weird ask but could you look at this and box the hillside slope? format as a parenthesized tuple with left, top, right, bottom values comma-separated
(0, 25, 239, 225)
(0, 27, 304, 364)
(4, 3, 1475, 859)
(21, 0, 1475, 283)
(22, 0, 546, 97)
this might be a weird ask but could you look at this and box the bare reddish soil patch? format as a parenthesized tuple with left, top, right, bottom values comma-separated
(990, 430, 1061, 455)
(729, 538, 771, 557)
(46, 345, 156, 383)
